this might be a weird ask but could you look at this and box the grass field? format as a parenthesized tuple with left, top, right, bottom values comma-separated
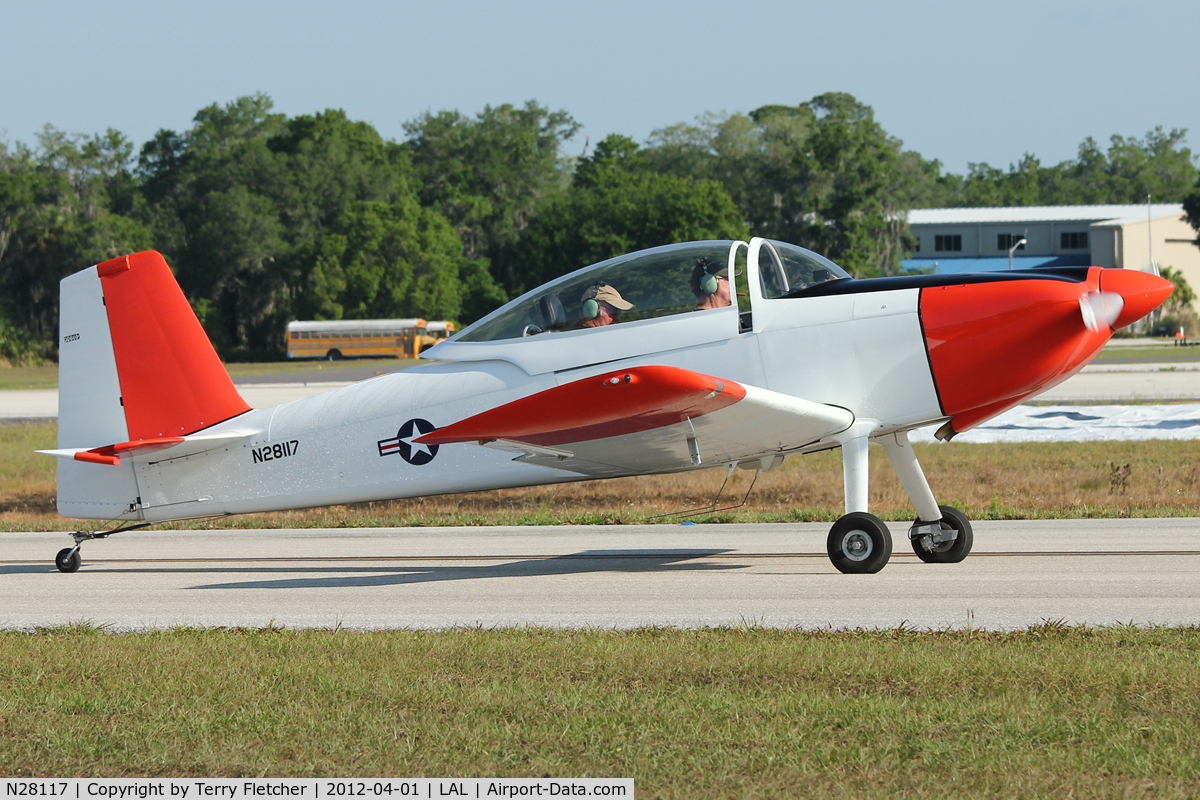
(2, 625, 1198, 795)
(0, 364, 60, 390)
(0, 358, 415, 390)
(222, 357, 417, 377)
(1094, 346, 1200, 362)
(2, 420, 1197, 531)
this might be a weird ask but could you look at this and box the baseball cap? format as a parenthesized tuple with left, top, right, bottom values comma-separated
(581, 282, 634, 310)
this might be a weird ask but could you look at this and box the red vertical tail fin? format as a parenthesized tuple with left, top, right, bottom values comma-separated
(97, 251, 250, 438)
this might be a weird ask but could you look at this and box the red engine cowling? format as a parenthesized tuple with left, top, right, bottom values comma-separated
(921, 267, 1173, 437)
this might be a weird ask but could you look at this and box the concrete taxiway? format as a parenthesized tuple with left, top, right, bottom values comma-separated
(2, 519, 1197, 631)
(1038, 361, 1200, 402)
(4, 361, 1200, 422)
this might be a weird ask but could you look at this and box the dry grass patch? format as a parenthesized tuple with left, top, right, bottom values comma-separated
(0, 364, 58, 390)
(3, 420, 1198, 531)
(222, 358, 417, 378)
(0, 358, 418, 390)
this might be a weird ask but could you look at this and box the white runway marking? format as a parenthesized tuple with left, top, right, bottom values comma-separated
(909, 402, 1200, 443)
(2, 520, 1198, 631)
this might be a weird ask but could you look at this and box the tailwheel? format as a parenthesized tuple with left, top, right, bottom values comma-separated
(53, 523, 151, 574)
(827, 512, 892, 574)
(910, 505, 973, 563)
(55, 547, 81, 573)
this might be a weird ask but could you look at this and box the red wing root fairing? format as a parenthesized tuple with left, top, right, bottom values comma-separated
(420, 365, 745, 447)
(419, 365, 854, 478)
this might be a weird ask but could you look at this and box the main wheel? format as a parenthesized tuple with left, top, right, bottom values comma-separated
(911, 505, 973, 563)
(827, 512, 892, 574)
(55, 548, 81, 573)
(326, 349, 342, 361)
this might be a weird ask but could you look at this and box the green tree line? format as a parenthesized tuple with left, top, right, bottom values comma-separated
(1, 91, 1198, 361)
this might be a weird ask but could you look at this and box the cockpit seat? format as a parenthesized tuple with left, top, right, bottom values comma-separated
(537, 294, 567, 329)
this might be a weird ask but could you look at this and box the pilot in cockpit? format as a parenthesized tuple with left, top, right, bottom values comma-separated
(690, 257, 738, 311)
(578, 282, 633, 327)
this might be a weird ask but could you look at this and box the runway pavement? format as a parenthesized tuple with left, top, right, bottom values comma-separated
(1038, 361, 1200, 402)
(2, 519, 1198, 631)
(3, 360, 1199, 421)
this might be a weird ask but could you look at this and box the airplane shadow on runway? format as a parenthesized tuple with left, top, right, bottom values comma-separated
(171, 549, 751, 590)
(183, 549, 745, 590)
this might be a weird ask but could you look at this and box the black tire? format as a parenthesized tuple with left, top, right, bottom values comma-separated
(911, 505, 973, 563)
(827, 512, 892, 574)
(55, 548, 81, 573)
(326, 349, 342, 361)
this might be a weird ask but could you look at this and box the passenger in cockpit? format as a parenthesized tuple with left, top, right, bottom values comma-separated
(690, 257, 737, 311)
(578, 282, 633, 327)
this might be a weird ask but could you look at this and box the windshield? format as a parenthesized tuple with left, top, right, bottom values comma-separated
(757, 239, 851, 298)
(456, 241, 741, 342)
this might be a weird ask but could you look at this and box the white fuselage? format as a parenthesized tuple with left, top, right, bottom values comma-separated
(121, 288, 940, 523)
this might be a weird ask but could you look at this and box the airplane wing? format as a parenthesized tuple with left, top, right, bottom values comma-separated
(417, 365, 853, 477)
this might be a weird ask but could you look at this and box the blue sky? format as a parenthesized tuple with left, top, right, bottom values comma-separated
(2, 0, 1196, 173)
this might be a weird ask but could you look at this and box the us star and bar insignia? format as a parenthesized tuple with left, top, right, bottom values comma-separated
(378, 418, 439, 465)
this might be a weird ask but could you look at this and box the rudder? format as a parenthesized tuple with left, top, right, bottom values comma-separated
(97, 251, 250, 438)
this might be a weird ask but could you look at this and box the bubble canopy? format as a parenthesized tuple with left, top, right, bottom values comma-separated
(754, 238, 852, 299)
(452, 239, 850, 343)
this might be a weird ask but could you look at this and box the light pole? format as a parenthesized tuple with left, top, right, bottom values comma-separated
(1147, 193, 1158, 275)
(1146, 194, 1159, 334)
(1007, 236, 1027, 270)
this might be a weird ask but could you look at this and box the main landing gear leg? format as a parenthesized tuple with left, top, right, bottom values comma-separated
(827, 421, 891, 574)
(54, 522, 153, 573)
(879, 431, 973, 564)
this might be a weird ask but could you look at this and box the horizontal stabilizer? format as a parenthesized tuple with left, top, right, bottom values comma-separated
(38, 429, 260, 467)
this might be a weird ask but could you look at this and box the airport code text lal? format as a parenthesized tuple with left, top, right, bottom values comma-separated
(5, 785, 307, 799)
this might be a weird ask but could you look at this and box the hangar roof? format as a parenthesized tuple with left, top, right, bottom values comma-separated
(908, 204, 1184, 225)
(901, 255, 1092, 273)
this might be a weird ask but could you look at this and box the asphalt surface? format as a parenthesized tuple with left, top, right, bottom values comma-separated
(1035, 361, 1200, 402)
(4, 361, 1200, 420)
(2, 519, 1197, 631)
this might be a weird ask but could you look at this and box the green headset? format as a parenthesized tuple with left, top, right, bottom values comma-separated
(696, 258, 722, 295)
(581, 281, 609, 319)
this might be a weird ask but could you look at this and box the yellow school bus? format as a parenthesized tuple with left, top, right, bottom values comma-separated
(286, 318, 428, 360)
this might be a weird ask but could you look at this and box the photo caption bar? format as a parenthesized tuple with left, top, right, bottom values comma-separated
(2, 780, 633, 800)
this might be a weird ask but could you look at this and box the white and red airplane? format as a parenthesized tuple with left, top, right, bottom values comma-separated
(40, 240, 1172, 574)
